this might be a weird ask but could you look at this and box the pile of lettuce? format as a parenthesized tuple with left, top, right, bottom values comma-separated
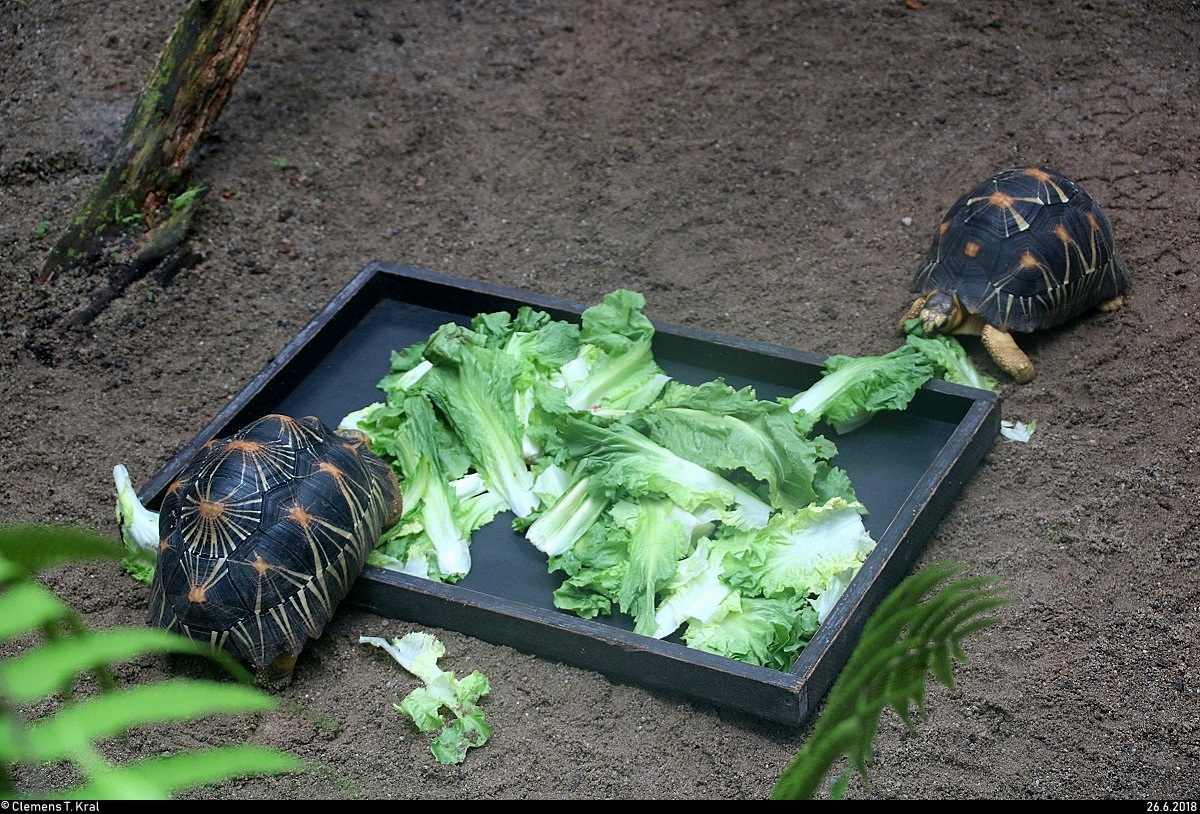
(343, 289, 993, 671)
(359, 632, 491, 765)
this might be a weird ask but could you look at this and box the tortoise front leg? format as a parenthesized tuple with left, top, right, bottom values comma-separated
(981, 324, 1035, 384)
(896, 294, 930, 335)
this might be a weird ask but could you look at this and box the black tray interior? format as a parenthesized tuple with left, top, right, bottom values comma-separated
(140, 262, 1000, 726)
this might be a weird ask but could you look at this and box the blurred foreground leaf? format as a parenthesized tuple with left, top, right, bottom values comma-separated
(0, 523, 306, 799)
(772, 560, 1010, 800)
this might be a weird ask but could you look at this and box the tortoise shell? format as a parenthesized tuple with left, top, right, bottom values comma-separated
(147, 413, 400, 687)
(910, 166, 1129, 333)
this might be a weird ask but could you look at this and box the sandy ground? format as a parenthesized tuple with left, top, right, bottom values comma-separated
(2, 0, 1198, 800)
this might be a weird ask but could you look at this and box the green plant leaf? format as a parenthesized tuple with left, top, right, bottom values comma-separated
(1, 523, 305, 798)
(169, 185, 206, 214)
(0, 525, 123, 574)
(59, 746, 306, 800)
(0, 558, 22, 582)
(0, 581, 71, 642)
(771, 560, 1009, 800)
(20, 679, 280, 762)
(0, 629, 251, 703)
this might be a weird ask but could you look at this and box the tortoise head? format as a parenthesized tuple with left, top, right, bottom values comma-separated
(917, 290, 968, 335)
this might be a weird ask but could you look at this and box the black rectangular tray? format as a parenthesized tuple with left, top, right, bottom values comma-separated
(139, 262, 1000, 727)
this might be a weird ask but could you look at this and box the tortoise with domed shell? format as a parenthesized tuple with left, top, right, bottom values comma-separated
(146, 413, 402, 688)
(899, 166, 1130, 384)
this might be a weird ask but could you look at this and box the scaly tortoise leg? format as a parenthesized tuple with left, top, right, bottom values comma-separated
(256, 652, 299, 691)
(981, 323, 1035, 384)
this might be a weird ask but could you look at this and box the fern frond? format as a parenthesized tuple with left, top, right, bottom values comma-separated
(20, 680, 281, 763)
(1, 628, 252, 703)
(0, 524, 125, 573)
(771, 560, 1010, 800)
(0, 582, 70, 642)
(58, 746, 304, 800)
(0, 523, 306, 799)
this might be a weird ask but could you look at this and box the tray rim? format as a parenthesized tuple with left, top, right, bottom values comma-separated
(138, 261, 1001, 726)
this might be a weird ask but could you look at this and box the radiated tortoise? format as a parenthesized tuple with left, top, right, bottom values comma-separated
(146, 413, 402, 688)
(899, 166, 1129, 384)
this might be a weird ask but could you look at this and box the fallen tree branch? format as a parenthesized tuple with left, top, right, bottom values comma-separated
(40, 0, 276, 303)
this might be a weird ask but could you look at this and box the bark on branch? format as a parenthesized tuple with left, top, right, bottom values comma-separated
(40, 0, 276, 307)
